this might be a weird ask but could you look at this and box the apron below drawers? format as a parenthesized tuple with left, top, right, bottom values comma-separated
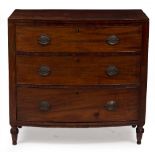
(17, 87, 139, 122)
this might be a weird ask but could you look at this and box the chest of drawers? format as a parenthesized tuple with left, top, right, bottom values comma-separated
(8, 9, 149, 145)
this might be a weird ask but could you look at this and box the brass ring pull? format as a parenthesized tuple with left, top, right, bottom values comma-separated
(106, 65, 119, 76)
(104, 100, 117, 111)
(38, 35, 51, 45)
(39, 65, 51, 77)
(106, 35, 119, 45)
(39, 101, 51, 111)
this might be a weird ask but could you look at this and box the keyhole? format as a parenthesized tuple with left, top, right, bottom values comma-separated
(94, 112, 100, 118)
(76, 26, 80, 33)
(76, 58, 80, 63)
(75, 91, 79, 95)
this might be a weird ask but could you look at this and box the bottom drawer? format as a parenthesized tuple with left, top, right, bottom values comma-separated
(17, 87, 139, 122)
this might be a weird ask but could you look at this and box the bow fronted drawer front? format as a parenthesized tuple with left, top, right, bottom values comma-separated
(16, 25, 142, 53)
(16, 55, 140, 85)
(17, 87, 139, 122)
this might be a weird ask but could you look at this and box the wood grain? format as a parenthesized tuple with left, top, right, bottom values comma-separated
(16, 25, 142, 53)
(8, 9, 149, 144)
(16, 55, 140, 85)
(17, 87, 139, 122)
(8, 22, 17, 126)
(9, 9, 149, 22)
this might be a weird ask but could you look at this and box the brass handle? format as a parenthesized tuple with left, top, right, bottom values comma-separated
(106, 35, 119, 45)
(38, 35, 51, 45)
(39, 101, 51, 111)
(106, 65, 119, 76)
(104, 100, 117, 111)
(39, 65, 51, 77)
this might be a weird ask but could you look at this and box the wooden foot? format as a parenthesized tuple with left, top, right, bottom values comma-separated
(18, 126, 22, 128)
(136, 126, 144, 145)
(132, 125, 136, 128)
(10, 127, 19, 145)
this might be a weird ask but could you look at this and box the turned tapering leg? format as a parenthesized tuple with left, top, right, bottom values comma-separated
(136, 126, 144, 144)
(10, 126, 19, 145)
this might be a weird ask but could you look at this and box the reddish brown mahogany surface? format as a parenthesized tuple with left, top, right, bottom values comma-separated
(17, 87, 139, 122)
(16, 55, 140, 85)
(9, 9, 149, 145)
(16, 25, 142, 52)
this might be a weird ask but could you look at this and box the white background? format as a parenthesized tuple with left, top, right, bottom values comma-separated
(0, 0, 154, 154)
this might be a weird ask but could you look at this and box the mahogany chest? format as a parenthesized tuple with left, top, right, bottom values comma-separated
(8, 9, 149, 145)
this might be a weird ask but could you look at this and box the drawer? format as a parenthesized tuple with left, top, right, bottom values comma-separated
(16, 55, 140, 85)
(17, 87, 139, 122)
(16, 25, 142, 53)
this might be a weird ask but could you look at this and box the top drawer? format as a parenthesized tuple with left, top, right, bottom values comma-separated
(16, 25, 142, 53)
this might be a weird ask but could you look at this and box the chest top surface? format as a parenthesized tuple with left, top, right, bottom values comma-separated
(9, 9, 149, 23)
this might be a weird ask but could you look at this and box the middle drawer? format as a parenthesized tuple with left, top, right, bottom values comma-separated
(16, 55, 140, 85)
